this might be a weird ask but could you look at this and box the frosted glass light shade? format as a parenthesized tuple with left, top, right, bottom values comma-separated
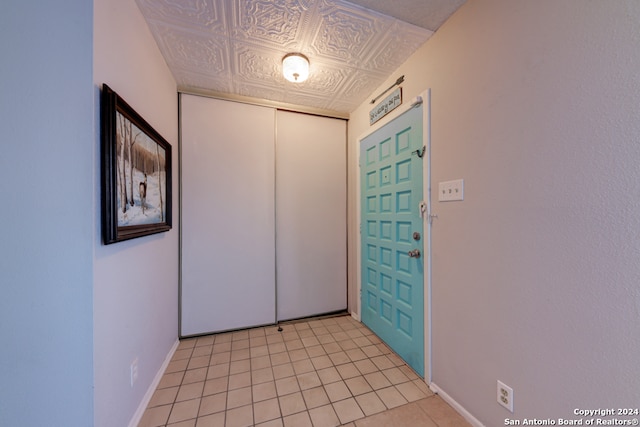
(282, 53, 309, 83)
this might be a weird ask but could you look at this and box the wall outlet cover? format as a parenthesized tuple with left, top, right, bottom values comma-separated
(497, 380, 514, 412)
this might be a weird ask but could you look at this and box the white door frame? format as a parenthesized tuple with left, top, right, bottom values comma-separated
(355, 89, 432, 383)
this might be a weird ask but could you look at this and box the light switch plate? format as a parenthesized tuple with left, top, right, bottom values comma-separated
(438, 179, 464, 201)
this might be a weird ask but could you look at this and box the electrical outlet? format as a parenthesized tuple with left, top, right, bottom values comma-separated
(130, 358, 139, 387)
(497, 380, 513, 412)
(438, 179, 464, 201)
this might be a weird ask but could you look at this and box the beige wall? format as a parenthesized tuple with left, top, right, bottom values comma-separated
(93, 0, 179, 425)
(348, 0, 640, 424)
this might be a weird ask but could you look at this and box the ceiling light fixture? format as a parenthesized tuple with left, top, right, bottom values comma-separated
(282, 53, 309, 83)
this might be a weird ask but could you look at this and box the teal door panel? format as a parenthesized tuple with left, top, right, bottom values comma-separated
(360, 106, 424, 376)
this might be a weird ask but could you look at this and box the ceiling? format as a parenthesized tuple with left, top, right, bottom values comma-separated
(136, 0, 466, 116)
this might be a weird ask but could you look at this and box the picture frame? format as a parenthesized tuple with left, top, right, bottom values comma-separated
(101, 84, 172, 244)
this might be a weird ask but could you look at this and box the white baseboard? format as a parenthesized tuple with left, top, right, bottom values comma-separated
(351, 311, 361, 322)
(429, 382, 485, 427)
(128, 339, 180, 427)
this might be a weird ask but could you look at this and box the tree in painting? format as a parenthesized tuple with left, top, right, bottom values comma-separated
(115, 111, 166, 226)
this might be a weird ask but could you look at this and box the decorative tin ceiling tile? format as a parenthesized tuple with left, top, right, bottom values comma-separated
(311, 0, 382, 63)
(233, 0, 309, 46)
(233, 46, 279, 82)
(145, 21, 229, 75)
(136, 0, 440, 114)
(339, 71, 385, 102)
(136, 0, 226, 34)
(303, 64, 348, 94)
(236, 82, 287, 103)
(174, 69, 234, 94)
(367, 24, 432, 72)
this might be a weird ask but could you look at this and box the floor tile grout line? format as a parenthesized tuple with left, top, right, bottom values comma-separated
(146, 315, 432, 427)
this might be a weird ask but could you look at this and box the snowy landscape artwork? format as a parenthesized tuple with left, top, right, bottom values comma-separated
(101, 84, 172, 244)
(116, 111, 166, 227)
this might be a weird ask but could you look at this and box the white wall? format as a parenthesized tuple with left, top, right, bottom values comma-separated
(0, 2, 95, 426)
(93, 0, 179, 425)
(348, 0, 640, 424)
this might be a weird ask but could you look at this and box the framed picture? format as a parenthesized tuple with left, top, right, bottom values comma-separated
(101, 84, 172, 244)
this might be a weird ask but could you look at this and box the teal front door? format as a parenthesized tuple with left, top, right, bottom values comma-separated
(360, 105, 425, 376)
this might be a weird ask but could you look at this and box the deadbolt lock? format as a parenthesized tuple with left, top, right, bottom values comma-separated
(413, 232, 421, 241)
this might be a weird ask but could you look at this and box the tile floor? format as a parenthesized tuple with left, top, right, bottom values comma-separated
(139, 315, 470, 427)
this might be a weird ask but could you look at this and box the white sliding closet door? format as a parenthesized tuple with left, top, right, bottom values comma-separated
(276, 110, 347, 321)
(180, 94, 276, 336)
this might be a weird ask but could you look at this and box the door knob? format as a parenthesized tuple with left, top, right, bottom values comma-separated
(408, 249, 421, 258)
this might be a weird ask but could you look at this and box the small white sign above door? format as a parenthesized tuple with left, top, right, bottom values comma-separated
(369, 87, 402, 125)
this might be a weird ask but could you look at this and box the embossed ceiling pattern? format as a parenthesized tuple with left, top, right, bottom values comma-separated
(136, 0, 442, 114)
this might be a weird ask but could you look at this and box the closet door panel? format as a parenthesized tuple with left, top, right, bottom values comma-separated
(276, 110, 347, 321)
(180, 94, 276, 336)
